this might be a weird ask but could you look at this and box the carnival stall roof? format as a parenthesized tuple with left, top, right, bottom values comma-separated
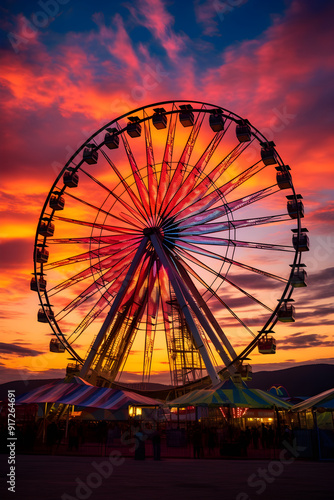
(16, 378, 162, 410)
(168, 379, 292, 409)
(291, 387, 334, 412)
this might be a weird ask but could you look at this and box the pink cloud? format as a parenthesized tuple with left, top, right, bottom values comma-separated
(194, 0, 221, 37)
(126, 0, 188, 62)
(305, 201, 334, 233)
(6, 14, 41, 54)
(93, 13, 140, 70)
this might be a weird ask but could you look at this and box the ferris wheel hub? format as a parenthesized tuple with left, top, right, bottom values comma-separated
(143, 227, 158, 236)
(143, 225, 166, 242)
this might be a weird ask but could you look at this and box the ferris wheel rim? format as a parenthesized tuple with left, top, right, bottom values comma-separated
(33, 99, 306, 386)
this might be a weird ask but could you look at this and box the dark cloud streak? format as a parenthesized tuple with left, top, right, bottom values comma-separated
(0, 342, 44, 357)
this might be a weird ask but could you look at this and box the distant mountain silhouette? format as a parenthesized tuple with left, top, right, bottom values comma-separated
(0, 364, 333, 401)
(247, 364, 334, 397)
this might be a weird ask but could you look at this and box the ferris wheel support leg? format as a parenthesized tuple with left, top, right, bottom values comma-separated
(169, 259, 236, 376)
(150, 233, 221, 386)
(174, 260, 238, 364)
(80, 236, 149, 380)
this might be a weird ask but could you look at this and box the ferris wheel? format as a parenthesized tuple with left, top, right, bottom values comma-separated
(32, 100, 308, 390)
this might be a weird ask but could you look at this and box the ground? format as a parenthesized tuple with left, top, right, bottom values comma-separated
(1, 455, 333, 500)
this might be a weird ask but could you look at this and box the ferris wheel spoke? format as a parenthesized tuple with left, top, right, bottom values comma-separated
(53, 208, 142, 234)
(117, 298, 149, 381)
(81, 164, 148, 224)
(175, 185, 278, 228)
(81, 152, 146, 220)
(174, 159, 265, 224)
(69, 294, 113, 341)
(170, 117, 233, 202)
(226, 185, 279, 214)
(178, 258, 255, 338)
(48, 250, 135, 296)
(114, 262, 153, 378)
(172, 188, 223, 226)
(48, 233, 141, 245)
(55, 282, 108, 321)
(69, 256, 146, 341)
(174, 258, 238, 360)
(143, 114, 158, 220)
(151, 233, 222, 382)
(143, 264, 160, 382)
(174, 242, 288, 282)
(158, 276, 173, 384)
(119, 212, 146, 229)
(67, 258, 146, 345)
(82, 246, 138, 277)
(159, 108, 205, 218)
(121, 281, 148, 320)
(52, 215, 141, 237)
(143, 112, 156, 176)
(120, 132, 151, 219)
(143, 316, 158, 383)
(207, 137, 256, 184)
(55, 257, 138, 320)
(63, 191, 137, 228)
(44, 246, 117, 270)
(118, 253, 152, 309)
(215, 160, 265, 197)
(175, 234, 293, 252)
(170, 187, 220, 226)
(163, 176, 213, 225)
(174, 140, 252, 223)
(94, 302, 132, 378)
(79, 236, 149, 375)
(134, 260, 154, 309)
(145, 265, 159, 327)
(148, 260, 159, 311)
(96, 250, 138, 275)
(163, 127, 227, 219)
(48, 266, 97, 295)
(177, 214, 288, 236)
(180, 108, 206, 171)
(205, 143, 243, 184)
(156, 106, 177, 219)
(129, 258, 152, 314)
(45, 239, 140, 269)
(157, 263, 171, 304)
(176, 251, 273, 311)
(193, 121, 231, 175)
(97, 256, 139, 288)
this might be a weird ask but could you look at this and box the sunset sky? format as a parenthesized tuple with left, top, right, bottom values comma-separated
(0, 0, 333, 385)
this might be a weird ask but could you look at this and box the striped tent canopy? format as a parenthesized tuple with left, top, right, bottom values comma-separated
(16, 379, 162, 410)
(291, 387, 334, 412)
(168, 379, 292, 409)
